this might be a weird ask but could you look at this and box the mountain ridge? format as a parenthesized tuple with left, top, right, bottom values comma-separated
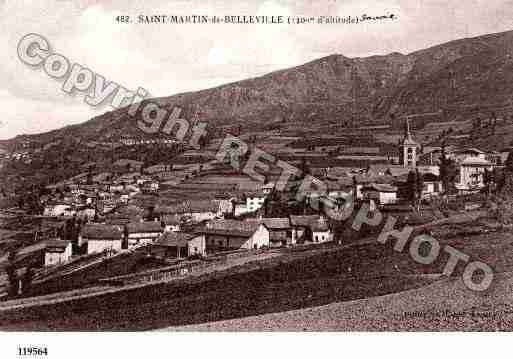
(3, 29, 513, 146)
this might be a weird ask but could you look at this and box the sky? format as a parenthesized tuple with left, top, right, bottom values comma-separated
(1, 0, 513, 139)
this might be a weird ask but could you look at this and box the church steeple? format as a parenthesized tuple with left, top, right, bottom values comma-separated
(403, 119, 416, 145)
(399, 118, 419, 167)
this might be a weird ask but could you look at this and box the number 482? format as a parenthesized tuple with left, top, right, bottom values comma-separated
(115, 15, 131, 23)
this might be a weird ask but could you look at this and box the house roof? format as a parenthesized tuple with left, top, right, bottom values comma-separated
(198, 219, 263, 237)
(162, 214, 182, 225)
(362, 183, 398, 193)
(311, 219, 330, 232)
(461, 157, 492, 166)
(81, 224, 123, 240)
(422, 172, 440, 182)
(290, 215, 321, 227)
(290, 214, 329, 232)
(457, 147, 485, 155)
(289, 215, 330, 232)
(45, 239, 71, 250)
(154, 232, 195, 247)
(155, 200, 221, 215)
(126, 221, 163, 234)
(106, 212, 144, 223)
(354, 174, 395, 184)
(198, 228, 254, 237)
(246, 217, 291, 230)
(112, 204, 145, 217)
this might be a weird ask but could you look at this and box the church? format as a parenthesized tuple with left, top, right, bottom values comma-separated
(378, 118, 495, 193)
(368, 119, 439, 178)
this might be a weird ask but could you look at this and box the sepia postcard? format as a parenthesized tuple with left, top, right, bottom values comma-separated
(1, 0, 513, 357)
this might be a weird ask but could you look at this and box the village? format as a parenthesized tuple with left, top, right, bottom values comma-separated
(0, 115, 512, 302)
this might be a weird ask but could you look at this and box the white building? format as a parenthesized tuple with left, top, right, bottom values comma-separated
(80, 224, 124, 254)
(456, 157, 493, 191)
(361, 183, 398, 205)
(44, 240, 72, 266)
(151, 232, 207, 258)
(245, 192, 267, 213)
(290, 215, 333, 244)
(126, 221, 164, 247)
(43, 203, 72, 217)
(311, 217, 333, 243)
(197, 219, 270, 251)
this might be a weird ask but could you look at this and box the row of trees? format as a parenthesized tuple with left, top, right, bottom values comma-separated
(496, 150, 513, 224)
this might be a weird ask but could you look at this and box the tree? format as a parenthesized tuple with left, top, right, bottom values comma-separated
(497, 172, 513, 225)
(299, 157, 310, 179)
(439, 145, 458, 194)
(483, 168, 494, 196)
(406, 170, 418, 207)
(5, 250, 19, 298)
(415, 169, 424, 207)
(491, 115, 497, 135)
(496, 147, 513, 225)
(86, 164, 94, 185)
(21, 265, 35, 296)
(494, 167, 506, 193)
(505, 150, 513, 172)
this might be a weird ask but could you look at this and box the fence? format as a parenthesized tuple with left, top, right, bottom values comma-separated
(97, 256, 228, 286)
(97, 247, 276, 286)
(33, 252, 106, 282)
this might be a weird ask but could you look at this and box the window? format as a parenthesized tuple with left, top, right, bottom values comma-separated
(315, 235, 319, 242)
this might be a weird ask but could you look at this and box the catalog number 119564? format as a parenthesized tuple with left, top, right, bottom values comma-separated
(18, 347, 48, 357)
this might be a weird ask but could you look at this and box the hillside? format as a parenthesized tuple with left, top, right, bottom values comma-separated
(2, 29, 513, 149)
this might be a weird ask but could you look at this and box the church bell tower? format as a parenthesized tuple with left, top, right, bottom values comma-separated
(399, 119, 419, 167)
